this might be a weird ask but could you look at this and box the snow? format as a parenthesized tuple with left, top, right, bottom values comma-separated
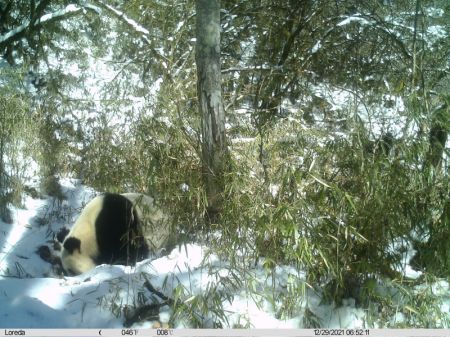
(311, 41, 322, 54)
(427, 25, 447, 40)
(1, 179, 448, 329)
(0, 4, 95, 45)
(100, 2, 150, 36)
(0, 21, 30, 44)
(337, 16, 371, 28)
(37, 5, 80, 24)
(306, 83, 409, 138)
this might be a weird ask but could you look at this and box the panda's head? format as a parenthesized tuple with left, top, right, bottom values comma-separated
(59, 195, 104, 276)
(61, 236, 96, 275)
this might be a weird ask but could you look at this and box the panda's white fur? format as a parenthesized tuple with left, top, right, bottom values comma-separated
(60, 193, 171, 275)
(60, 195, 102, 275)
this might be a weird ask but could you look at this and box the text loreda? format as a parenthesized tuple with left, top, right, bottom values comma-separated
(4, 330, 25, 336)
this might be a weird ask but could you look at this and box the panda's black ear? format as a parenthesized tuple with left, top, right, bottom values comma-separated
(63, 237, 81, 254)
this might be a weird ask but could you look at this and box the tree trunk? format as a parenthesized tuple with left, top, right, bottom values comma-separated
(195, 0, 227, 222)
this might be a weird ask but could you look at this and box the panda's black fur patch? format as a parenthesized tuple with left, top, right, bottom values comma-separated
(95, 193, 149, 265)
(63, 237, 81, 254)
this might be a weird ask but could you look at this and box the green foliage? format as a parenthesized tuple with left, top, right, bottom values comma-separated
(169, 272, 235, 328)
(0, 66, 38, 220)
(368, 277, 450, 328)
(213, 95, 448, 318)
(37, 115, 65, 198)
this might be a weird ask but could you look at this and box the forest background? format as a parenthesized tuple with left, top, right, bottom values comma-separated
(0, 0, 449, 328)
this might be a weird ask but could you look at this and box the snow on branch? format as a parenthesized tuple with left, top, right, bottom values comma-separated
(35, 4, 82, 25)
(337, 15, 371, 27)
(0, 20, 30, 45)
(221, 65, 278, 74)
(91, 0, 169, 63)
(0, 3, 101, 46)
(92, 0, 150, 39)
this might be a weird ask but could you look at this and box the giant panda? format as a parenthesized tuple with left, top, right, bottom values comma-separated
(60, 192, 172, 275)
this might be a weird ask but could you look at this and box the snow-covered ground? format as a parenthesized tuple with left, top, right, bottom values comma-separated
(0, 179, 448, 329)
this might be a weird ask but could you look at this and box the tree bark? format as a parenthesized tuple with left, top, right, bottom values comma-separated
(195, 0, 227, 222)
